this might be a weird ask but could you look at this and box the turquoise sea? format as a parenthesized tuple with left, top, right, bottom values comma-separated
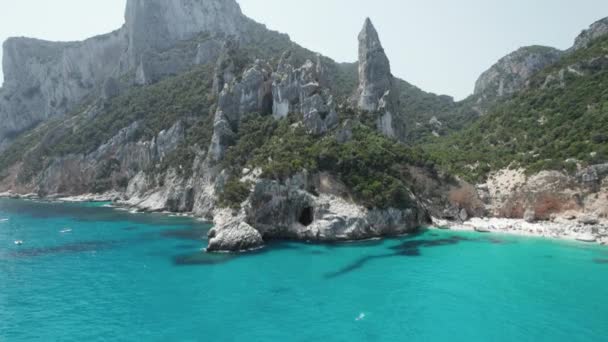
(1, 199, 607, 341)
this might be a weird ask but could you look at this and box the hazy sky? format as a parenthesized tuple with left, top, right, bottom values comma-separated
(1, 0, 607, 99)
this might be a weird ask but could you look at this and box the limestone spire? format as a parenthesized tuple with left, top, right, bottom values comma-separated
(356, 18, 393, 112)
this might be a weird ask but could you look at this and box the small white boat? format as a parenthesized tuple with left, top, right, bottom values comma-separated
(474, 227, 491, 233)
(14, 240, 23, 246)
(60, 228, 72, 234)
(355, 313, 366, 321)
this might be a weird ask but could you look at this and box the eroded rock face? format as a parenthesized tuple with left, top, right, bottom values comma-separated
(272, 52, 338, 135)
(474, 46, 563, 110)
(0, 119, 189, 206)
(0, 0, 245, 150)
(207, 209, 264, 252)
(125, 0, 245, 66)
(247, 174, 426, 242)
(0, 32, 127, 149)
(355, 18, 393, 112)
(208, 60, 273, 162)
(352, 18, 400, 139)
(572, 17, 608, 51)
(212, 40, 238, 95)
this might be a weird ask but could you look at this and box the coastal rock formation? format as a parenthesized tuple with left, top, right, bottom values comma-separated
(0, 0, 248, 150)
(355, 18, 393, 112)
(207, 209, 264, 252)
(572, 17, 608, 50)
(243, 173, 425, 241)
(208, 60, 273, 162)
(272, 51, 338, 135)
(474, 46, 563, 111)
(353, 18, 400, 139)
(205, 171, 430, 252)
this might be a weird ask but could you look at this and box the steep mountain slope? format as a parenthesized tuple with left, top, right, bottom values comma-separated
(426, 34, 608, 182)
(472, 45, 564, 114)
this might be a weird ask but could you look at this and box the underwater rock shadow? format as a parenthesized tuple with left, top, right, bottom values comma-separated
(160, 227, 210, 241)
(9, 240, 119, 258)
(324, 253, 395, 279)
(172, 241, 307, 267)
(593, 258, 608, 264)
(324, 235, 495, 279)
(172, 252, 237, 266)
(174, 243, 202, 250)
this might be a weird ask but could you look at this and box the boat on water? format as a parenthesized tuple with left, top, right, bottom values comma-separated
(14, 240, 23, 246)
(475, 227, 492, 233)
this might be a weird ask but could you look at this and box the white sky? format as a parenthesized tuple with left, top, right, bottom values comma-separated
(1, 0, 607, 100)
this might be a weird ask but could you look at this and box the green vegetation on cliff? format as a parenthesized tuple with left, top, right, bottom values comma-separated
(425, 36, 608, 182)
(0, 65, 216, 182)
(219, 113, 442, 209)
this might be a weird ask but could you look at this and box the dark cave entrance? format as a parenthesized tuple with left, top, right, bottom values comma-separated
(261, 92, 274, 115)
(298, 206, 314, 226)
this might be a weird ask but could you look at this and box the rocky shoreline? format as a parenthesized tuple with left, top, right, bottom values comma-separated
(433, 216, 608, 245)
(3, 190, 607, 250)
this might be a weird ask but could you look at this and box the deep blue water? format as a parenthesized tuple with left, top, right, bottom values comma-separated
(1, 199, 608, 341)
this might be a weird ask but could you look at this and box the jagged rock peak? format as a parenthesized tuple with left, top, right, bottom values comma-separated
(356, 18, 393, 112)
(474, 45, 562, 100)
(573, 17, 608, 51)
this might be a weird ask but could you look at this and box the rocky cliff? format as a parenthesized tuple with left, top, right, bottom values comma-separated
(353, 18, 400, 138)
(0, 0, 254, 151)
(473, 46, 563, 113)
(472, 16, 608, 114)
(572, 17, 608, 51)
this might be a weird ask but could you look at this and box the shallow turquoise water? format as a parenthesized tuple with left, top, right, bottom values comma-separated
(1, 199, 608, 341)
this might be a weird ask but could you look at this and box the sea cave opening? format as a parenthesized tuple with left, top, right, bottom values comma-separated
(298, 206, 314, 227)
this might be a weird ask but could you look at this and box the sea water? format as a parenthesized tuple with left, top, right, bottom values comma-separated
(1, 199, 607, 341)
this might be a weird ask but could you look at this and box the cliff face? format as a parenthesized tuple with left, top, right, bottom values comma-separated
(0, 31, 127, 148)
(353, 18, 403, 139)
(355, 18, 393, 112)
(125, 0, 244, 64)
(0, 0, 248, 150)
(473, 46, 563, 112)
(573, 17, 608, 51)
